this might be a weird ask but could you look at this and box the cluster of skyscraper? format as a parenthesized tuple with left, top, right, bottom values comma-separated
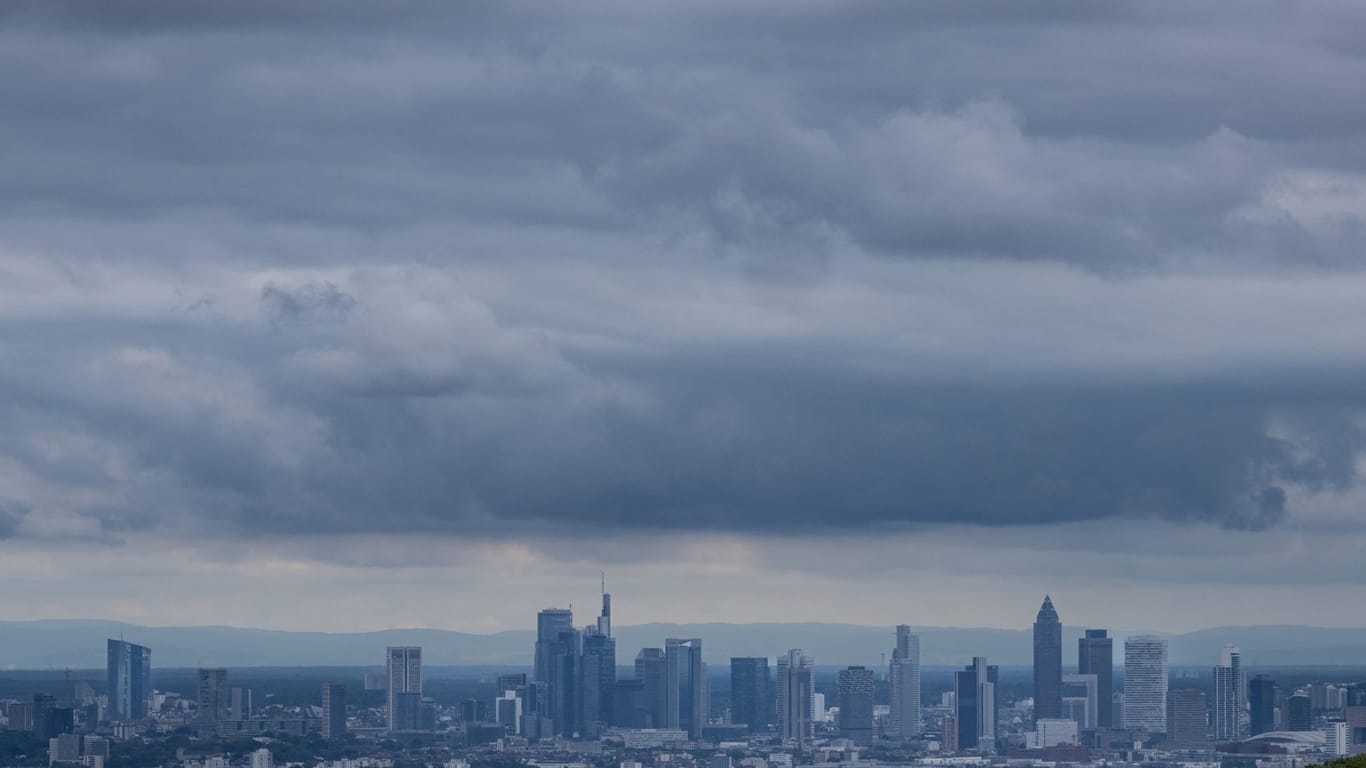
(485, 593, 921, 748)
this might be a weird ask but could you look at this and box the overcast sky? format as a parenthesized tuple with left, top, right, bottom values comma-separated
(2, 1, 1365, 635)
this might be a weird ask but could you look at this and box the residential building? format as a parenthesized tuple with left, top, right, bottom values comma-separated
(322, 682, 346, 739)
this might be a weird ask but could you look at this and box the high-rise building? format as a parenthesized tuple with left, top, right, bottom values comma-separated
(1211, 645, 1243, 741)
(942, 713, 958, 752)
(1061, 673, 1098, 729)
(1167, 689, 1208, 747)
(665, 638, 704, 739)
(1326, 721, 1351, 756)
(547, 626, 582, 735)
(322, 682, 346, 739)
(1033, 596, 1062, 721)
(838, 666, 875, 745)
(954, 657, 996, 749)
(1078, 629, 1114, 728)
(1249, 675, 1276, 736)
(889, 626, 921, 738)
(1122, 636, 1167, 731)
(535, 609, 574, 685)
(580, 629, 616, 735)
(386, 646, 422, 732)
(730, 657, 770, 733)
(776, 650, 815, 746)
(1286, 694, 1312, 732)
(106, 639, 152, 722)
(497, 673, 527, 697)
(196, 669, 230, 722)
(229, 687, 253, 720)
(250, 747, 272, 768)
(635, 648, 668, 728)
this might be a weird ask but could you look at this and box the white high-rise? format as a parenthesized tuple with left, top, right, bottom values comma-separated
(889, 626, 922, 738)
(1122, 636, 1167, 731)
(1212, 644, 1243, 740)
(386, 646, 422, 732)
(250, 749, 272, 768)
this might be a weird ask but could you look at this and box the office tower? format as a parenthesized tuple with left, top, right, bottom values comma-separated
(386, 646, 422, 732)
(580, 629, 616, 735)
(497, 690, 523, 735)
(1287, 694, 1311, 731)
(1326, 721, 1351, 756)
(460, 699, 487, 723)
(614, 679, 648, 728)
(776, 650, 815, 746)
(1061, 674, 1098, 729)
(597, 580, 612, 637)
(838, 666, 875, 745)
(250, 747, 272, 768)
(889, 626, 922, 738)
(197, 669, 230, 722)
(547, 626, 582, 735)
(635, 647, 668, 728)
(6, 702, 33, 732)
(665, 638, 704, 739)
(1167, 689, 1208, 747)
(1078, 629, 1114, 728)
(942, 713, 958, 752)
(229, 687, 253, 720)
(954, 656, 996, 749)
(1033, 596, 1062, 721)
(106, 639, 152, 723)
(730, 657, 770, 733)
(33, 694, 73, 739)
(535, 608, 574, 684)
(497, 673, 527, 697)
(1122, 636, 1167, 731)
(1211, 645, 1242, 741)
(1248, 675, 1275, 736)
(322, 683, 346, 739)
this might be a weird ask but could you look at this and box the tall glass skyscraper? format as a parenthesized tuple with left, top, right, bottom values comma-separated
(776, 649, 814, 746)
(1078, 629, 1114, 728)
(386, 646, 422, 732)
(665, 638, 704, 739)
(838, 666, 875, 745)
(730, 657, 770, 733)
(1033, 596, 1062, 720)
(889, 625, 922, 738)
(106, 639, 151, 722)
(1122, 635, 1168, 731)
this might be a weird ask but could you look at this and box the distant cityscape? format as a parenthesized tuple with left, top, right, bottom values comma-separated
(1, 592, 1364, 768)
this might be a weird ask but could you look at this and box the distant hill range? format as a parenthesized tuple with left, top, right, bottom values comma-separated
(0, 620, 1363, 669)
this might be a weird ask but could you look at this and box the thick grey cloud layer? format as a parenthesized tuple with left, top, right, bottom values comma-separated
(2, 1, 1366, 544)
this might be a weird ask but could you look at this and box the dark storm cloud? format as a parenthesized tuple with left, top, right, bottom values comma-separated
(1, 1, 1365, 543)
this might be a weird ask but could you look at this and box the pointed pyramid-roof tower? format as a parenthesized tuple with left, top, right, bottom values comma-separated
(1037, 594, 1059, 622)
